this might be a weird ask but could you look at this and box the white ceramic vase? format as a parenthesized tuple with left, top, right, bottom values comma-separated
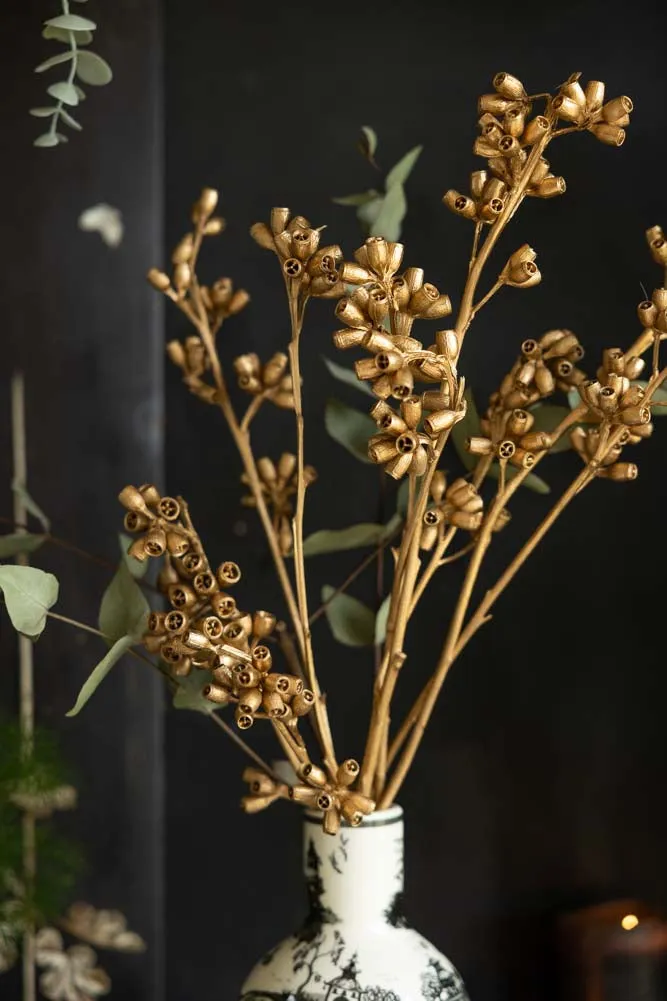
(240, 805, 469, 1001)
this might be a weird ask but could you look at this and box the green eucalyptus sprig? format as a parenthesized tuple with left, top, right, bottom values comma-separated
(30, 0, 112, 149)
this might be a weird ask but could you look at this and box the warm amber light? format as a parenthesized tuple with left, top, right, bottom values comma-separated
(621, 914, 639, 931)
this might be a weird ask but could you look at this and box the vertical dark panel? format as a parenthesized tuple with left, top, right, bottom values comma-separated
(0, 3, 164, 999)
(160, 3, 667, 1001)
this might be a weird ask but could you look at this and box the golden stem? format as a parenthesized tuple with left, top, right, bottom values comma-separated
(287, 292, 338, 778)
(240, 393, 266, 433)
(12, 372, 36, 1001)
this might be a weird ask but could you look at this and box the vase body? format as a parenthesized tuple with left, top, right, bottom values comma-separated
(240, 805, 469, 1001)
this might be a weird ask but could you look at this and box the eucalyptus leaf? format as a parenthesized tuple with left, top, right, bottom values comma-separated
(44, 14, 97, 31)
(528, 404, 573, 452)
(60, 109, 82, 131)
(374, 593, 391, 646)
(567, 388, 581, 410)
(173, 672, 217, 714)
(487, 463, 551, 495)
(450, 388, 481, 472)
(356, 196, 385, 230)
(0, 533, 47, 559)
(11, 481, 50, 532)
(35, 52, 75, 73)
(118, 533, 149, 579)
(65, 635, 133, 717)
(332, 190, 380, 208)
(325, 398, 375, 463)
(46, 82, 79, 106)
(303, 523, 388, 557)
(322, 356, 374, 396)
(358, 125, 378, 164)
(321, 586, 375, 647)
(33, 134, 59, 148)
(42, 26, 93, 44)
(385, 145, 422, 190)
(74, 85, 87, 101)
(30, 107, 58, 117)
(76, 51, 112, 86)
(0, 565, 59, 639)
(98, 562, 149, 644)
(370, 183, 407, 243)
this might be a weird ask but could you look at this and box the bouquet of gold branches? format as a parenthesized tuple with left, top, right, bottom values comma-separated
(4, 70, 667, 839)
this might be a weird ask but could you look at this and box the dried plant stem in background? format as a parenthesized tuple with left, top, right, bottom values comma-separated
(12, 373, 36, 1001)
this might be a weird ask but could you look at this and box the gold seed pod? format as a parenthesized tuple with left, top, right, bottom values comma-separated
(241, 794, 278, 813)
(210, 593, 237, 620)
(507, 408, 533, 436)
(250, 221, 275, 251)
(523, 116, 549, 146)
(257, 457, 277, 484)
(430, 470, 447, 503)
(172, 233, 194, 265)
(384, 452, 413, 480)
(270, 208, 290, 235)
(493, 72, 526, 100)
(520, 431, 552, 451)
(166, 340, 187, 370)
(301, 762, 328, 788)
(620, 405, 651, 426)
(118, 485, 152, 517)
(420, 524, 439, 551)
(422, 391, 451, 412)
(165, 529, 190, 557)
(235, 708, 254, 730)
(196, 188, 219, 219)
(292, 689, 315, 716)
(509, 447, 536, 469)
(339, 262, 374, 285)
(390, 368, 414, 400)
(602, 95, 633, 125)
(237, 666, 262, 689)
(365, 236, 389, 274)
(167, 583, 197, 610)
(144, 528, 167, 557)
(450, 509, 483, 531)
(238, 687, 263, 714)
(251, 645, 272, 671)
(603, 462, 638, 481)
(401, 395, 422, 429)
(173, 262, 191, 293)
(165, 610, 188, 634)
(252, 610, 276, 638)
(262, 691, 287, 717)
(277, 452, 297, 482)
(264, 674, 303, 698)
(201, 615, 224, 641)
(589, 123, 625, 147)
(443, 190, 477, 220)
(124, 510, 150, 534)
(552, 95, 584, 123)
(217, 561, 241, 586)
(345, 791, 375, 816)
(478, 94, 513, 116)
(466, 435, 493, 456)
(147, 268, 171, 291)
(585, 80, 605, 113)
(423, 409, 458, 436)
(143, 634, 164, 654)
(193, 571, 217, 596)
(533, 176, 566, 199)
(289, 785, 319, 806)
(147, 611, 166, 636)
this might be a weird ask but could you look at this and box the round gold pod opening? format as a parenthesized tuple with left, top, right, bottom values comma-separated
(157, 497, 181, 521)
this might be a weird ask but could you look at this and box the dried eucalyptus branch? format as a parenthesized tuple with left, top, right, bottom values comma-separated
(31, 1, 112, 148)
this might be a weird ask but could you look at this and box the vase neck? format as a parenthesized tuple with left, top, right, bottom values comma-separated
(302, 806, 404, 928)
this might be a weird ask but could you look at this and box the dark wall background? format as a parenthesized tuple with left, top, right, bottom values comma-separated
(3, 1, 667, 1001)
(0, 3, 164, 1000)
(163, 2, 667, 1001)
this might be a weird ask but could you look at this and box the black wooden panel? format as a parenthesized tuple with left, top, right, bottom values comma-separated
(0, 3, 164, 999)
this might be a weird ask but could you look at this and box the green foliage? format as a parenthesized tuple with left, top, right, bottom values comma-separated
(0, 565, 59, 639)
(172, 672, 217, 715)
(98, 563, 149, 644)
(321, 587, 376, 647)
(66, 558, 150, 717)
(0, 725, 81, 935)
(332, 127, 422, 241)
(31, 3, 112, 148)
(303, 523, 390, 557)
(324, 398, 375, 463)
(0, 533, 46, 559)
(450, 388, 551, 494)
(374, 594, 391, 646)
(322, 356, 374, 397)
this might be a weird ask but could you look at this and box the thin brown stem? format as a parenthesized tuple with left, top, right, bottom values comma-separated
(208, 713, 284, 781)
(287, 293, 337, 777)
(12, 372, 36, 1001)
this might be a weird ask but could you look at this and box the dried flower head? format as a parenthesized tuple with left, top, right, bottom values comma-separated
(251, 208, 345, 299)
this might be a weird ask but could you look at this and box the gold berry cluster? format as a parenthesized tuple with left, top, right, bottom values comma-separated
(250, 208, 345, 299)
(118, 484, 314, 732)
(233, 351, 295, 410)
(241, 453, 317, 556)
